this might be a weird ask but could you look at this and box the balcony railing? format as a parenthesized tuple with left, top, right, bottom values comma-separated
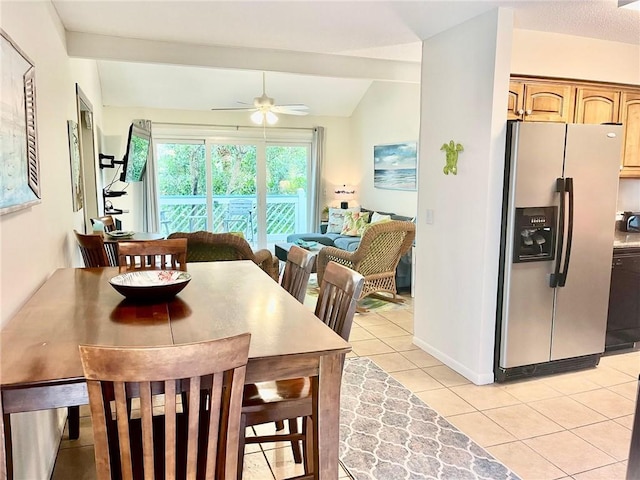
(158, 190, 307, 246)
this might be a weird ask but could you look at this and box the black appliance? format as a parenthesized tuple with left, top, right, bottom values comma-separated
(605, 247, 640, 351)
(622, 212, 640, 232)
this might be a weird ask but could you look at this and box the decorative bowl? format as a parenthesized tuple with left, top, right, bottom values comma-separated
(106, 230, 135, 239)
(109, 270, 191, 300)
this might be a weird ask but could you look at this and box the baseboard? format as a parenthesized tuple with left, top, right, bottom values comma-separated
(412, 337, 495, 385)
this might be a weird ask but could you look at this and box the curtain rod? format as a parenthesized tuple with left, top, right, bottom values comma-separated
(151, 121, 316, 131)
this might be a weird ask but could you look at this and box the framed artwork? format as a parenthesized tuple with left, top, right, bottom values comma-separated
(374, 142, 417, 191)
(0, 29, 41, 215)
(67, 120, 84, 211)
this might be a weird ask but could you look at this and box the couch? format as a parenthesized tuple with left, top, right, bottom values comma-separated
(286, 207, 414, 291)
(167, 231, 280, 281)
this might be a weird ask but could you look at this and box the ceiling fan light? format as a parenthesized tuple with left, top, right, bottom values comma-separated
(265, 111, 278, 125)
(250, 110, 264, 125)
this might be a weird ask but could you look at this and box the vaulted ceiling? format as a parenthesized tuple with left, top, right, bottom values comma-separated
(53, 0, 639, 117)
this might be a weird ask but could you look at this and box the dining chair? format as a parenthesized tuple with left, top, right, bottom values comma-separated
(90, 215, 117, 232)
(280, 245, 315, 303)
(117, 238, 188, 273)
(90, 216, 119, 264)
(69, 229, 112, 439)
(79, 332, 251, 480)
(74, 230, 110, 267)
(239, 261, 364, 478)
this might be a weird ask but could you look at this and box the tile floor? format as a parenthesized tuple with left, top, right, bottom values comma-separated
(52, 289, 639, 480)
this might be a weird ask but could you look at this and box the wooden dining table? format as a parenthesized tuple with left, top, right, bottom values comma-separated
(0, 261, 351, 479)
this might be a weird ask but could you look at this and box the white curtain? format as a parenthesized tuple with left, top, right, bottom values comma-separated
(310, 126, 325, 231)
(137, 119, 160, 233)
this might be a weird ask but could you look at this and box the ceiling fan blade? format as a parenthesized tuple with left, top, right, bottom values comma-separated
(210, 107, 256, 112)
(273, 109, 309, 116)
(273, 104, 309, 110)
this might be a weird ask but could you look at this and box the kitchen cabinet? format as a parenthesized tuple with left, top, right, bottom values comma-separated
(508, 81, 574, 122)
(619, 91, 640, 178)
(510, 77, 640, 178)
(574, 87, 620, 124)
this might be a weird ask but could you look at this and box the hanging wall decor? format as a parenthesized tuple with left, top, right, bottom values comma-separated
(441, 140, 464, 175)
(373, 142, 417, 191)
(0, 29, 41, 215)
(67, 120, 84, 211)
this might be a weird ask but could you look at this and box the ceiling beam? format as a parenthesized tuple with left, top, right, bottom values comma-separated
(66, 31, 421, 83)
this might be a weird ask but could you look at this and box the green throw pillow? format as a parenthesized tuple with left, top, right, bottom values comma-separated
(341, 211, 370, 236)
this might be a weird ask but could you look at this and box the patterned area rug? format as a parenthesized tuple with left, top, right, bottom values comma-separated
(339, 358, 520, 480)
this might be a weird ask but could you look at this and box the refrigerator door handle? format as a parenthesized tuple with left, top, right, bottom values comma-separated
(550, 177, 566, 288)
(558, 177, 574, 287)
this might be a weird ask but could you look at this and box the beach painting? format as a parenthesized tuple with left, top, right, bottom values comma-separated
(374, 142, 417, 191)
(1, 29, 41, 215)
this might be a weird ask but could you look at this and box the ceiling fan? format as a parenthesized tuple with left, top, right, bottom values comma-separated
(211, 72, 309, 125)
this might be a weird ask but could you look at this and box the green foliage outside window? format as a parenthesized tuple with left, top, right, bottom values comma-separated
(157, 143, 308, 197)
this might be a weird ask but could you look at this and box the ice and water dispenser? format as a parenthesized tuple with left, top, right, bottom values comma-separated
(513, 207, 557, 263)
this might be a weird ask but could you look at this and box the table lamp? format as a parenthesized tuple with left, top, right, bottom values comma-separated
(334, 184, 356, 209)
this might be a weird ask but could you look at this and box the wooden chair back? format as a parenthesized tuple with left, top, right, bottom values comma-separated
(315, 261, 364, 340)
(79, 333, 251, 480)
(74, 230, 110, 267)
(91, 215, 116, 232)
(118, 238, 188, 273)
(280, 245, 315, 303)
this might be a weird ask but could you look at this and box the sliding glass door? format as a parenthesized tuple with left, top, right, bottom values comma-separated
(155, 130, 312, 248)
(155, 141, 206, 235)
(209, 143, 257, 243)
(265, 144, 309, 245)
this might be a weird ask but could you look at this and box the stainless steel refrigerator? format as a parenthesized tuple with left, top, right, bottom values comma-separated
(495, 121, 623, 382)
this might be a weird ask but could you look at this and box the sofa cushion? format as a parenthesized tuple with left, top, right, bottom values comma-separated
(360, 207, 412, 223)
(341, 211, 370, 236)
(327, 207, 360, 233)
(333, 236, 361, 252)
(370, 212, 391, 223)
(286, 232, 339, 246)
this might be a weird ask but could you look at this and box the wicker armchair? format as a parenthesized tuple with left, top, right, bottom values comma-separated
(167, 231, 279, 281)
(316, 220, 415, 304)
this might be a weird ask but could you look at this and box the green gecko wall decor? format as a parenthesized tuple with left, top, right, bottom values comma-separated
(441, 140, 464, 175)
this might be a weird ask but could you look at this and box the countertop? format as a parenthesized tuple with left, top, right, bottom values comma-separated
(614, 230, 640, 249)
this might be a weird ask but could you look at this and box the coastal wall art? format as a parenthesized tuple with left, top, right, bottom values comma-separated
(67, 120, 83, 211)
(373, 142, 417, 191)
(0, 29, 41, 215)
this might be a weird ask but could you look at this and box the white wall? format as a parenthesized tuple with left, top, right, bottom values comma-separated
(100, 106, 353, 231)
(512, 30, 640, 86)
(0, 3, 104, 478)
(350, 81, 420, 216)
(513, 29, 640, 214)
(414, 8, 514, 385)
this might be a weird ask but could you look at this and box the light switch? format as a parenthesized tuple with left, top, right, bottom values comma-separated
(425, 209, 434, 224)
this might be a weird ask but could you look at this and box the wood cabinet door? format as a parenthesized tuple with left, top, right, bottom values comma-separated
(523, 84, 574, 122)
(574, 87, 620, 124)
(620, 91, 640, 178)
(508, 82, 524, 120)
